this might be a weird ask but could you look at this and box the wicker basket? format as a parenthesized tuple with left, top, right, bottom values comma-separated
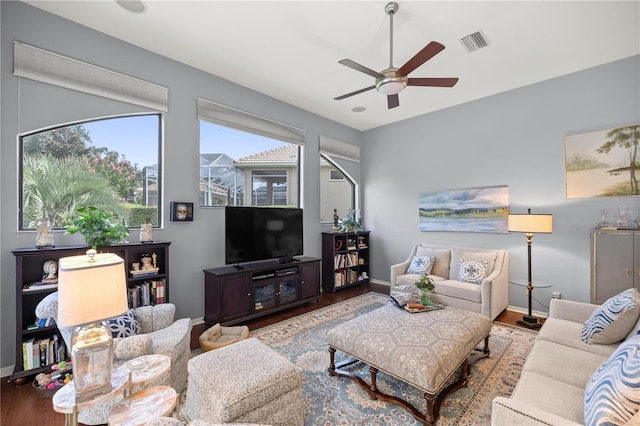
(32, 379, 63, 398)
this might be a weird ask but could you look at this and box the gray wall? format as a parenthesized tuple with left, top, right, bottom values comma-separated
(362, 55, 640, 310)
(0, 1, 362, 371)
(2, 1, 639, 373)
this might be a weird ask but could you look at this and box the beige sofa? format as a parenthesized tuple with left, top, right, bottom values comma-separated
(492, 296, 640, 425)
(390, 244, 508, 319)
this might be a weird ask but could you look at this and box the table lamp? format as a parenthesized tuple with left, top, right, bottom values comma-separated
(57, 250, 127, 402)
(508, 209, 553, 329)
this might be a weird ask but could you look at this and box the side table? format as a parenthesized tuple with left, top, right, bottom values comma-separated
(52, 367, 129, 426)
(52, 354, 172, 426)
(108, 385, 177, 426)
(511, 278, 551, 329)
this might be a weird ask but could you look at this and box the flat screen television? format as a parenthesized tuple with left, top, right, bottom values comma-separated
(225, 206, 304, 265)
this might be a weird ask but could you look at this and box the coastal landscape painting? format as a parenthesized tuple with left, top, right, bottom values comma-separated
(565, 125, 639, 199)
(418, 186, 509, 233)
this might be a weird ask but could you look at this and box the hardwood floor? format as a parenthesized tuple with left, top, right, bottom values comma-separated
(2, 283, 542, 426)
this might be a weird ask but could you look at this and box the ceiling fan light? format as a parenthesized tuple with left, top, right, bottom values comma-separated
(377, 81, 405, 95)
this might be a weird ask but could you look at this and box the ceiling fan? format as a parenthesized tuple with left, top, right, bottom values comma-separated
(334, 2, 459, 109)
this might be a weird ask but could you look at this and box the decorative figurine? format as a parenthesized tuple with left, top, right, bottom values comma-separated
(36, 217, 54, 248)
(42, 260, 58, 282)
(140, 217, 153, 242)
(140, 253, 154, 270)
(333, 209, 340, 232)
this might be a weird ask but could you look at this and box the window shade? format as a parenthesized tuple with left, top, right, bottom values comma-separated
(197, 98, 305, 145)
(319, 135, 360, 162)
(14, 41, 169, 112)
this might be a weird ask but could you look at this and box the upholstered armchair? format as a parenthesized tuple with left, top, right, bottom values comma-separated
(35, 292, 192, 425)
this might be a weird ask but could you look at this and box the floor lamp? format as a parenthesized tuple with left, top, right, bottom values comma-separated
(57, 250, 128, 403)
(508, 209, 553, 329)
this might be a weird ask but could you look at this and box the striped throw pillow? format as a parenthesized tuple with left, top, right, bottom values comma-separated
(582, 288, 640, 345)
(584, 332, 640, 425)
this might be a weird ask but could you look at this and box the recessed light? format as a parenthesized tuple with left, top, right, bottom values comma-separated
(352, 106, 366, 113)
(116, 0, 147, 14)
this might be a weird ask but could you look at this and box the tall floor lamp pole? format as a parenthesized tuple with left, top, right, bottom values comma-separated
(508, 209, 553, 329)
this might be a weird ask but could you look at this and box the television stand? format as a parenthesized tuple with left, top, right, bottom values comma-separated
(203, 256, 321, 326)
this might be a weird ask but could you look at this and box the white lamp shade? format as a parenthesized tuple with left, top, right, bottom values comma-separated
(57, 252, 128, 327)
(508, 213, 553, 234)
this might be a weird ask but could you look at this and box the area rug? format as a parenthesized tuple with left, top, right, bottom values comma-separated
(247, 292, 537, 426)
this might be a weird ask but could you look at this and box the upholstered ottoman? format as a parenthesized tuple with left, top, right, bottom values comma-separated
(328, 304, 492, 424)
(183, 337, 304, 425)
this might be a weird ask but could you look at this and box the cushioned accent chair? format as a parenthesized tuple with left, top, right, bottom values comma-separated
(35, 292, 192, 425)
(390, 243, 509, 320)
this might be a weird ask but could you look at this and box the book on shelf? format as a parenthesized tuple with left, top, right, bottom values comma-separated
(39, 338, 49, 366)
(32, 339, 41, 369)
(22, 338, 34, 370)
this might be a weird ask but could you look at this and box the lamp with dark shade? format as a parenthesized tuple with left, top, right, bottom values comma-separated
(57, 250, 128, 402)
(508, 209, 553, 329)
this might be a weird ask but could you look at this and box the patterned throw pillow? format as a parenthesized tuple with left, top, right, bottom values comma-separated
(107, 309, 141, 338)
(407, 256, 435, 275)
(582, 288, 640, 345)
(458, 259, 489, 284)
(584, 333, 640, 426)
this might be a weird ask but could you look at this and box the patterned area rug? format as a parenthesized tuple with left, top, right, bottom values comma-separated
(249, 292, 537, 426)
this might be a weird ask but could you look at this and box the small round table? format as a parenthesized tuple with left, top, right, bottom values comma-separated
(52, 368, 129, 426)
(108, 385, 177, 426)
(120, 354, 171, 394)
(52, 354, 172, 426)
(510, 279, 551, 329)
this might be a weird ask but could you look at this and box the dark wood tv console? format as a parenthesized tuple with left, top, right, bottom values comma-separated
(203, 256, 321, 326)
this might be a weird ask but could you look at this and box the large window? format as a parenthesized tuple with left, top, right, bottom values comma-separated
(19, 114, 162, 230)
(199, 121, 300, 207)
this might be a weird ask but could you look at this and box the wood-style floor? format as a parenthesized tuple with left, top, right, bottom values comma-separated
(1, 283, 541, 426)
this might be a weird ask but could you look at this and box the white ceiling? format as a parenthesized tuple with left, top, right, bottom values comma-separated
(22, 1, 640, 131)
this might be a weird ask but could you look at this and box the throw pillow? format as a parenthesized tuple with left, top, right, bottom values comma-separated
(415, 247, 451, 278)
(407, 256, 435, 275)
(584, 334, 640, 426)
(458, 259, 489, 284)
(582, 288, 640, 345)
(107, 309, 141, 338)
(449, 249, 497, 281)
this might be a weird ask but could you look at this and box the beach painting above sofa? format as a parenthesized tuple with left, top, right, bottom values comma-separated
(565, 124, 640, 199)
(418, 186, 509, 233)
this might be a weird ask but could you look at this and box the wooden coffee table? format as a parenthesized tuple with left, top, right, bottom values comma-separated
(327, 304, 492, 425)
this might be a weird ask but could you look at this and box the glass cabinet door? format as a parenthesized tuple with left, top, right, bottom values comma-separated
(278, 278, 298, 305)
(254, 281, 276, 311)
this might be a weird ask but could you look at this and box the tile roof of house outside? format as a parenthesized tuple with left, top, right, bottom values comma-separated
(236, 144, 297, 164)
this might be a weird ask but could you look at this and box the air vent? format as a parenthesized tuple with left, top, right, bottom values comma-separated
(460, 31, 489, 53)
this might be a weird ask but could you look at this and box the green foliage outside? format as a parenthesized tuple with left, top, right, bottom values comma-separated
(21, 124, 154, 230)
(129, 207, 159, 227)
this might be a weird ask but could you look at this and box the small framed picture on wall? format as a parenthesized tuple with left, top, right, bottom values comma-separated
(170, 202, 194, 222)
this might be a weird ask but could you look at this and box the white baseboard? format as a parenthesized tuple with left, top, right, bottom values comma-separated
(506, 305, 548, 319)
(1, 365, 14, 379)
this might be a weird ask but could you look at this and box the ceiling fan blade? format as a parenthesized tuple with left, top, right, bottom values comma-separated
(396, 41, 446, 77)
(334, 85, 376, 101)
(387, 94, 399, 109)
(338, 59, 384, 78)
(407, 77, 459, 87)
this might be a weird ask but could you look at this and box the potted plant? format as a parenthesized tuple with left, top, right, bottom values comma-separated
(66, 206, 128, 249)
(415, 275, 435, 306)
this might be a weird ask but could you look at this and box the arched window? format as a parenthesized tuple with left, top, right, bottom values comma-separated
(19, 114, 162, 230)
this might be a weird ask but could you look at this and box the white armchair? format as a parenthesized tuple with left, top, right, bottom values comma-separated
(36, 292, 192, 425)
